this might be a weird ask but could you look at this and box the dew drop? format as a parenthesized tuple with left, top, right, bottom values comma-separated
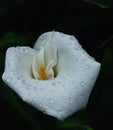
(57, 81, 61, 85)
(17, 75, 23, 80)
(79, 65, 82, 69)
(39, 103, 42, 108)
(61, 33, 65, 38)
(63, 96, 66, 100)
(33, 97, 37, 101)
(22, 80, 26, 85)
(40, 86, 44, 91)
(16, 46, 20, 50)
(69, 36, 75, 41)
(59, 112, 62, 117)
(22, 80, 30, 89)
(51, 81, 56, 87)
(25, 85, 30, 89)
(80, 81, 85, 86)
(6, 77, 12, 83)
(64, 74, 68, 79)
(48, 98, 54, 104)
(11, 57, 14, 61)
(70, 80, 75, 86)
(83, 71, 86, 74)
(9, 66, 14, 72)
(67, 42, 71, 45)
(18, 57, 22, 61)
(92, 77, 96, 83)
(70, 100, 74, 104)
(12, 72, 16, 77)
(22, 96, 26, 101)
(23, 48, 29, 53)
(45, 105, 49, 109)
(33, 86, 37, 91)
(82, 57, 87, 62)
(69, 96, 73, 104)
(31, 52, 35, 55)
(72, 55, 78, 62)
(73, 46, 80, 51)
(86, 64, 90, 69)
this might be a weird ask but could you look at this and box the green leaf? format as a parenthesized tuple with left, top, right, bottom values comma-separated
(56, 119, 93, 130)
(84, 0, 113, 8)
(55, 110, 94, 130)
(0, 84, 41, 130)
(94, 35, 113, 63)
(87, 34, 113, 121)
(0, 32, 28, 49)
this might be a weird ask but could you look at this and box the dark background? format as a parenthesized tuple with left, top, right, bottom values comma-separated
(0, 0, 113, 130)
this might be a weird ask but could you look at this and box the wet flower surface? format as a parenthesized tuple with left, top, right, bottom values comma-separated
(2, 31, 101, 120)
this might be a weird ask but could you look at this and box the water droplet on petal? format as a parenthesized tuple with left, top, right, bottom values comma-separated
(70, 80, 75, 86)
(79, 65, 82, 69)
(25, 85, 30, 89)
(22, 80, 29, 89)
(57, 81, 61, 85)
(73, 46, 80, 51)
(6, 77, 12, 83)
(82, 57, 87, 62)
(83, 71, 86, 74)
(16, 46, 20, 49)
(17, 75, 23, 80)
(51, 81, 56, 87)
(69, 36, 75, 41)
(40, 86, 44, 91)
(48, 98, 54, 104)
(22, 96, 26, 101)
(33, 86, 37, 91)
(72, 55, 78, 62)
(22, 80, 26, 85)
(45, 105, 49, 109)
(69, 96, 76, 104)
(31, 52, 35, 55)
(18, 57, 22, 61)
(59, 112, 63, 117)
(33, 97, 37, 101)
(70, 100, 74, 104)
(11, 57, 14, 61)
(61, 33, 65, 38)
(92, 77, 96, 82)
(80, 81, 85, 86)
(63, 96, 66, 100)
(86, 64, 90, 69)
(23, 48, 29, 53)
(67, 42, 71, 45)
(39, 103, 42, 108)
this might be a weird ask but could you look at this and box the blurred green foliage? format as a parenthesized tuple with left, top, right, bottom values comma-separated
(0, 32, 28, 48)
(0, 0, 113, 130)
(84, 0, 113, 8)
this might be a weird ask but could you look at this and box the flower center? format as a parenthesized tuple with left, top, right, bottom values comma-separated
(32, 31, 57, 80)
(39, 65, 49, 80)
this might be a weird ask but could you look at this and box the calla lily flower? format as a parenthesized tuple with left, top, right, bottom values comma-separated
(2, 31, 101, 120)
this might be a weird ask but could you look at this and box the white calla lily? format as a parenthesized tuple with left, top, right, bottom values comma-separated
(2, 31, 101, 120)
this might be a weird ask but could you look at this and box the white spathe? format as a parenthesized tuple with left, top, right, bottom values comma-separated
(2, 31, 101, 120)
